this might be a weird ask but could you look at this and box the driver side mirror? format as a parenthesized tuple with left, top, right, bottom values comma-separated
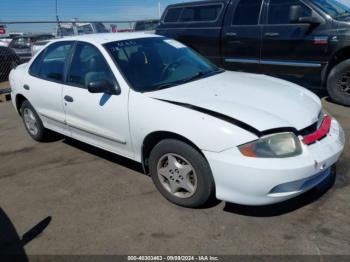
(289, 5, 322, 25)
(87, 80, 121, 95)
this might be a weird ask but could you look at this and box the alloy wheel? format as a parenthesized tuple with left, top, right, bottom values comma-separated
(157, 153, 197, 199)
(23, 108, 39, 136)
(337, 71, 350, 96)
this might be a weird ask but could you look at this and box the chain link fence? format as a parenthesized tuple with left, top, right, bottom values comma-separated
(0, 45, 20, 83)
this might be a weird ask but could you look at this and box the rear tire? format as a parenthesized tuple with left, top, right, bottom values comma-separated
(20, 100, 49, 142)
(327, 59, 350, 106)
(149, 139, 215, 208)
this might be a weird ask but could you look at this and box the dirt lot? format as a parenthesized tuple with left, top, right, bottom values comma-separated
(0, 82, 9, 89)
(0, 87, 349, 256)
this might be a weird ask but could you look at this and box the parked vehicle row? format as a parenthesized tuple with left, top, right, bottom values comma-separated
(0, 23, 114, 79)
(0, 28, 23, 47)
(56, 22, 109, 37)
(9, 33, 345, 207)
(31, 21, 158, 56)
(8, 34, 55, 62)
(0, 20, 154, 80)
(30, 23, 110, 56)
(156, 0, 350, 106)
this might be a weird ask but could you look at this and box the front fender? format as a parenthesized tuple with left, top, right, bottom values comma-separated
(129, 91, 257, 162)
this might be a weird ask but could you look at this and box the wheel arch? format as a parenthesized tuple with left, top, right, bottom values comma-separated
(141, 131, 205, 175)
(324, 47, 350, 85)
(15, 94, 28, 115)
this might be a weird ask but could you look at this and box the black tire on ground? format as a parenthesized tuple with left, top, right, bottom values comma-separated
(20, 100, 49, 142)
(149, 139, 215, 208)
(327, 59, 350, 106)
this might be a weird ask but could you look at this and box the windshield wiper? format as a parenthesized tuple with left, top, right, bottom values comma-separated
(181, 70, 212, 83)
(152, 70, 218, 91)
(336, 10, 350, 18)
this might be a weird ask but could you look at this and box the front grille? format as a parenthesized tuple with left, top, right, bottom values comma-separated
(298, 122, 318, 137)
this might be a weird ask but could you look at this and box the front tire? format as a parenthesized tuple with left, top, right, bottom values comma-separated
(149, 139, 215, 208)
(327, 59, 350, 106)
(20, 100, 49, 142)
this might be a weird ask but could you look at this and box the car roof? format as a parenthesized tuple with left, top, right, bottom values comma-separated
(166, 0, 230, 8)
(51, 32, 162, 45)
(136, 19, 160, 23)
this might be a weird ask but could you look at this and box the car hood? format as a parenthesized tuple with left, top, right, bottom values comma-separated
(145, 71, 321, 132)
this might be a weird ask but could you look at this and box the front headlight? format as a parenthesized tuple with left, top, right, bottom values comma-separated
(238, 132, 302, 158)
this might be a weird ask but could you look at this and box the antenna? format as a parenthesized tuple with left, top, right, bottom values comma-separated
(55, 0, 61, 36)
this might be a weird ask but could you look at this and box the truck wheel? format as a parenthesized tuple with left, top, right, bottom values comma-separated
(327, 59, 350, 106)
(149, 139, 215, 208)
(20, 100, 50, 142)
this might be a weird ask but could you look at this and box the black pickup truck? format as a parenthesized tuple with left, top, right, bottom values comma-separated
(156, 0, 350, 106)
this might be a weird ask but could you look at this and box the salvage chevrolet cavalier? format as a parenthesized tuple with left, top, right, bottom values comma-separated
(9, 33, 345, 207)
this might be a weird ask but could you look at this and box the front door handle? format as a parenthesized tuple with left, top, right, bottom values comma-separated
(23, 84, 30, 90)
(64, 95, 74, 103)
(264, 32, 280, 37)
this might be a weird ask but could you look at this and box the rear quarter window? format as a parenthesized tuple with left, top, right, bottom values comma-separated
(163, 8, 183, 23)
(179, 4, 223, 22)
(29, 50, 45, 76)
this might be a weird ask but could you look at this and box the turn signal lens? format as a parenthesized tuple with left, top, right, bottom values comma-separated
(238, 132, 302, 158)
(239, 144, 257, 157)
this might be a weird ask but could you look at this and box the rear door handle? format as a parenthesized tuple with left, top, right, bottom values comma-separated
(64, 95, 74, 103)
(23, 84, 30, 90)
(264, 32, 280, 37)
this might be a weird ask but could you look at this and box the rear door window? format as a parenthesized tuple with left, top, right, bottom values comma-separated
(179, 4, 223, 22)
(38, 41, 73, 82)
(164, 8, 183, 23)
(232, 0, 263, 25)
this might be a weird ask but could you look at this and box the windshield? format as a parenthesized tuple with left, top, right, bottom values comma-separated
(104, 37, 222, 92)
(312, 0, 350, 19)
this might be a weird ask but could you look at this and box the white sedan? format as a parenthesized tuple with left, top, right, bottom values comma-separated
(9, 33, 345, 207)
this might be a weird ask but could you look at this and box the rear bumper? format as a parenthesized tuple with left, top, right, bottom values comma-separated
(204, 118, 345, 205)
